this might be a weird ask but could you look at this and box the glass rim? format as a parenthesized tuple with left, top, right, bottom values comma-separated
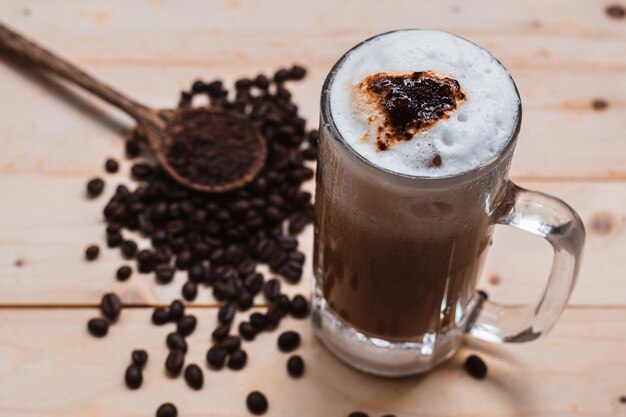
(320, 28, 523, 184)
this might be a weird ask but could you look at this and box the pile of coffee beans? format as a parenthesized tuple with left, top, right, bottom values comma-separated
(84, 65, 318, 416)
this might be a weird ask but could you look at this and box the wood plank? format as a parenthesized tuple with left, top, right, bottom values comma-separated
(0, 307, 623, 417)
(1, 178, 623, 306)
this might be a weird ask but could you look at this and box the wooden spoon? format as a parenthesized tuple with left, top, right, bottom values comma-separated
(0, 23, 267, 193)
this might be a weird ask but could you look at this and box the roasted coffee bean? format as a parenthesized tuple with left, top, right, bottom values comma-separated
(155, 264, 176, 284)
(464, 354, 488, 380)
(277, 331, 300, 352)
(348, 412, 369, 417)
(100, 293, 122, 321)
(276, 294, 291, 313)
(250, 312, 267, 331)
(177, 315, 197, 337)
(239, 322, 256, 341)
(254, 74, 270, 89)
(265, 307, 283, 331)
(86, 178, 105, 197)
(165, 349, 185, 376)
(289, 65, 306, 80)
(274, 68, 289, 83)
(227, 349, 248, 370)
(238, 259, 257, 276)
(286, 355, 304, 378)
(263, 278, 281, 301)
(220, 335, 241, 353)
(166, 332, 188, 352)
(288, 251, 305, 263)
(246, 391, 268, 415)
(206, 346, 228, 371)
(290, 295, 309, 318)
(175, 251, 193, 270)
(288, 214, 309, 234)
(132, 349, 148, 367)
(87, 318, 108, 337)
(120, 240, 138, 259)
(218, 302, 237, 324)
(169, 300, 185, 321)
(184, 364, 203, 389)
(212, 324, 230, 342)
(244, 273, 264, 294)
(156, 403, 177, 417)
(191, 80, 207, 93)
(277, 235, 298, 251)
(280, 260, 302, 282)
(85, 244, 100, 261)
(181, 281, 198, 301)
(238, 292, 253, 311)
(131, 163, 154, 180)
(116, 265, 132, 281)
(105, 158, 119, 173)
(187, 263, 205, 282)
(125, 364, 143, 389)
(107, 232, 123, 248)
(152, 308, 170, 325)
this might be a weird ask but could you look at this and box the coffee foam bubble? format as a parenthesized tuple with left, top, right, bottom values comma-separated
(328, 30, 520, 177)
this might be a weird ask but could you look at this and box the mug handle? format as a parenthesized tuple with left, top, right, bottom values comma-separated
(466, 181, 585, 343)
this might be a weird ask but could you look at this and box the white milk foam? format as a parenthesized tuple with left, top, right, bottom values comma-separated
(328, 30, 520, 177)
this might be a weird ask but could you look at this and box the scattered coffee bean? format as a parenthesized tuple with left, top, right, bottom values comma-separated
(290, 295, 309, 318)
(116, 265, 132, 281)
(184, 364, 204, 389)
(100, 293, 122, 321)
(181, 281, 198, 301)
(227, 349, 248, 370)
(277, 330, 300, 352)
(120, 240, 138, 259)
(125, 364, 143, 389)
(85, 245, 100, 261)
(155, 264, 176, 284)
(348, 412, 369, 417)
(165, 349, 185, 376)
(212, 324, 230, 342)
(592, 98, 608, 111)
(166, 332, 188, 352)
(250, 312, 267, 331)
(276, 294, 291, 313)
(239, 322, 256, 341)
(156, 403, 177, 417)
(87, 318, 108, 337)
(169, 300, 185, 321)
(220, 335, 241, 353)
(218, 302, 237, 324)
(132, 349, 148, 367)
(125, 138, 142, 159)
(86, 178, 105, 197)
(105, 158, 119, 173)
(263, 278, 281, 302)
(464, 354, 488, 380)
(152, 308, 170, 325)
(606, 4, 626, 18)
(246, 391, 268, 415)
(206, 345, 228, 369)
(286, 354, 304, 378)
(177, 315, 197, 337)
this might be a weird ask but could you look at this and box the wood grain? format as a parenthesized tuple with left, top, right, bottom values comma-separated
(0, 307, 624, 417)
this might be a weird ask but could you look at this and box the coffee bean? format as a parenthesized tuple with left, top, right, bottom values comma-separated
(100, 293, 122, 321)
(289, 65, 306, 80)
(105, 158, 119, 173)
(220, 335, 241, 353)
(86, 178, 105, 197)
(227, 349, 248, 370)
(277, 235, 298, 251)
(380, 414, 397, 417)
(263, 278, 281, 301)
(187, 263, 205, 282)
(181, 281, 198, 301)
(250, 312, 267, 331)
(156, 403, 177, 417)
(290, 295, 309, 318)
(177, 315, 197, 337)
(107, 232, 123, 248)
(155, 264, 176, 284)
(244, 273, 264, 294)
(169, 300, 185, 321)
(464, 354, 487, 380)
(125, 364, 143, 389)
(184, 364, 203, 389)
(238, 292, 253, 311)
(212, 324, 230, 342)
(286, 355, 304, 378)
(276, 294, 291, 313)
(607, 4, 626, 18)
(85, 245, 100, 261)
(265, 307, 283, 331)
(116, 265, 132, 281)
(120, 240, 138, 259)
(218, 302, 237, 324)
(166, 332, 188, 352)
(274, 68, 289, 83)
(239, 322, 256, 341)
(165, 349, 185, 376)
(131, 163, 154, 181)
(207, 345, 228, 369)
(254, 74, 270, 89)
(280, 260, 302, 282)
(152, 308, 170, 325)
(348, 412, 369, 417)
(277, 331, 300, 352)
(175, 251, 193, 270)
(132, 349, 148, 367)
(246, 391, 268, 415)
(87, 318, 108, 337)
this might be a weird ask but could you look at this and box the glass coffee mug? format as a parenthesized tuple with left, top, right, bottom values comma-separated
(311, 31, 586, 376)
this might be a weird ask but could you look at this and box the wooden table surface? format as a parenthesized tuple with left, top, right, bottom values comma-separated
(1, 1, 625, 416)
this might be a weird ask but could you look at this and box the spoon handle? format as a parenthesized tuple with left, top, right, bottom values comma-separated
(0, 22, 160, 126)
